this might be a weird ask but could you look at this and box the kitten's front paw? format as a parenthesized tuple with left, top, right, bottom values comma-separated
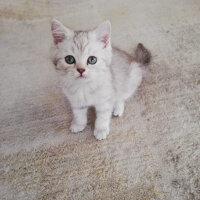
(94, 128, 109, 140)
(70, 123, 86, 133)
(113, 103, 124, 117)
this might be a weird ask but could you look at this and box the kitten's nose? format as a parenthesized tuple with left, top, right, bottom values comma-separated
(77, 68, 85, 74)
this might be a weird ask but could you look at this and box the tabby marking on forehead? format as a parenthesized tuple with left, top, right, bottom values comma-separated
(73, 31, 89, 54)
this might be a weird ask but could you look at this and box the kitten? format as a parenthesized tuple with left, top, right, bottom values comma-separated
(50, 19, 151, 140)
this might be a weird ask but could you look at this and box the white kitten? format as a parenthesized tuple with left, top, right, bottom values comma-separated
(50, 19, 151, 140)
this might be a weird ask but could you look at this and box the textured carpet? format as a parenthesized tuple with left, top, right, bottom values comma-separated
(0, 0, 200, 199)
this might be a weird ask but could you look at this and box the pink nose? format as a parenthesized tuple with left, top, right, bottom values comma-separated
(77, 68, 85, 74)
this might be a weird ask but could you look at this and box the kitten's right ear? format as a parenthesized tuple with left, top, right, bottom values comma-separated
(51, 19, 74, 44)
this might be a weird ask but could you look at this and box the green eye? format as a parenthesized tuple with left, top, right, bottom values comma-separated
(87, 56, 97, 65)
(65, 55, 75, 64)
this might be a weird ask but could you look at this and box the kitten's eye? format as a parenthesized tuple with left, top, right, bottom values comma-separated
(65, 55, 75, 64)
(87, 56, 97, 65)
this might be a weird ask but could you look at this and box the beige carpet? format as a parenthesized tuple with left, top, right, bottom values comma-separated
(0, 0, 200, 199)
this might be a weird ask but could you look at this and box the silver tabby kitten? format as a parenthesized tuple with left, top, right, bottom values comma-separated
(51, 19, 151, 140)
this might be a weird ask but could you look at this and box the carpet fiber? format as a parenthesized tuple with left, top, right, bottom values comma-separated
(0, 0, 200, 199)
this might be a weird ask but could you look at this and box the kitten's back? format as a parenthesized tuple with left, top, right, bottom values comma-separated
(110, 43, 151, 99)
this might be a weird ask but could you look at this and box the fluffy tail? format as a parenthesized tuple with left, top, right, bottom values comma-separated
(135, 43, 151, 65)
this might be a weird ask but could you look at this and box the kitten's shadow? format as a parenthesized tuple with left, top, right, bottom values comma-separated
(87, 107, 96, 130)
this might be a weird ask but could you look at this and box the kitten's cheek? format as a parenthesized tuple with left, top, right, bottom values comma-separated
(75, 71, 81, 77)
(84, 71, 90, 78)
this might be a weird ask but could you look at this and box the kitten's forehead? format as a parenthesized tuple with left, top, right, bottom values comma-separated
(59, 29, 101, 61)
(72, 31, 90, 53)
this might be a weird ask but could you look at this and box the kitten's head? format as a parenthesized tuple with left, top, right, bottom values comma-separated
(51, 19, 112, 83)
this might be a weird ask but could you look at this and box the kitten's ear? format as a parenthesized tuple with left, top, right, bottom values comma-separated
(94, 21, 111, 47)
(51, 19, 74, 44)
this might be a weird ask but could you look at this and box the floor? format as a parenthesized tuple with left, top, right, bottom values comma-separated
(0, 0, 200, 199)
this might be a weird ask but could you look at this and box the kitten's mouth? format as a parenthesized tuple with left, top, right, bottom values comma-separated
(77, 75, 86, 79)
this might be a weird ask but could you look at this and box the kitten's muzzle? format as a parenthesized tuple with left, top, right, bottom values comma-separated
(77, 68, 85, 75)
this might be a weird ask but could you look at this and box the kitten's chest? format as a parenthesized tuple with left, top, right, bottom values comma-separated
(64, 86, 100, 107)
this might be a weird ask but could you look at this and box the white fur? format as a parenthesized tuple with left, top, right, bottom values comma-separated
(51, 19, 143, 140)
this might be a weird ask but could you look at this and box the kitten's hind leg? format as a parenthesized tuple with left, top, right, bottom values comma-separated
(70, 107, 88, 133)
(113, 101, 124, 117)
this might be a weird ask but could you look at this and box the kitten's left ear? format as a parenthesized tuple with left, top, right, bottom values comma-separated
(94, 21, 111, 47)
(51, 19, 74, 44)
